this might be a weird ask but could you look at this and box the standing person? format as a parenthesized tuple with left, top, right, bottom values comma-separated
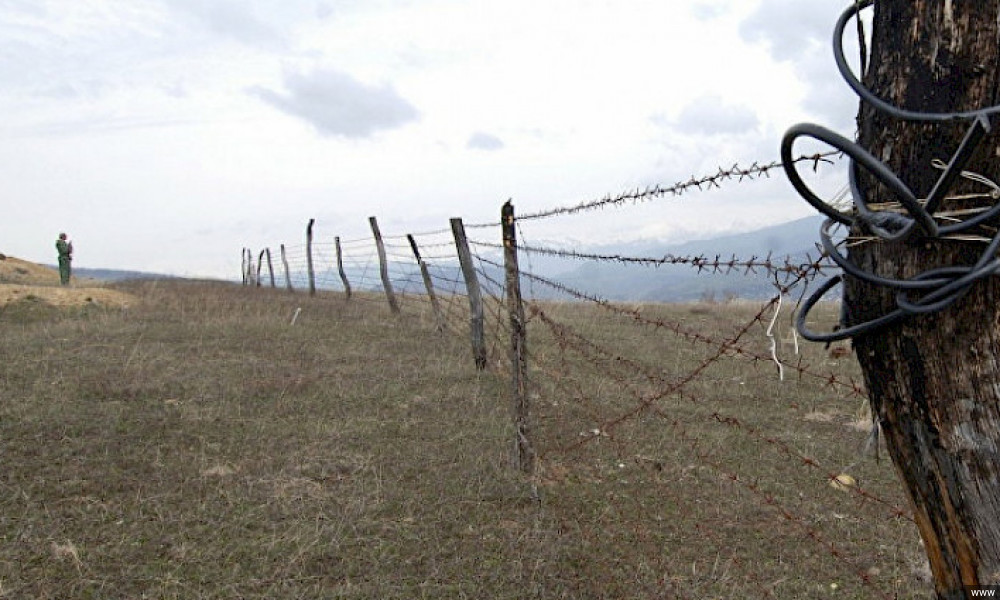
(56, 232, 73, 286)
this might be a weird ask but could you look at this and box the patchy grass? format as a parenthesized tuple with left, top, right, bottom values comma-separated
(0, 281, 932, 598)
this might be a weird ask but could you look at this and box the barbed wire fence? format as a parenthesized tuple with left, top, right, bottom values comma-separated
(239, 152, 932, 597)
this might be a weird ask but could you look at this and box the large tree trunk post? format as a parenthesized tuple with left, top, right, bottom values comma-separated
(280, 244, 294, 293)
(306, 219, 316, 297)
(369, 217, 400, 314)
(451, 218, 487, 370)
(502, 201, 534, 474)
(335, 236, 352, 300)
(844, 2, 1000, 595)
(407, 234, 444, 331)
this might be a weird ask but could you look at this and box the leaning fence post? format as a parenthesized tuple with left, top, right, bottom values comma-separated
(369, 217, 400, 314)
(306, 219, 316, 296)
(502, 201, 534, 474)
(451, 217, 487, 370)
(265, 248, 276, 288)
(335, 236, 352, 300)
(256, 249, 266, 288)
(280, 244, 294, 292)
(407, 234, 445, 331)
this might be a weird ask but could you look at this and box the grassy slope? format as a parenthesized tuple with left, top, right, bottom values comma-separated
(0, 281, 932, 599)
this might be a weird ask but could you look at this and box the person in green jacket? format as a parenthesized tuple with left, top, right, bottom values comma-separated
(56, 232, 73, 286)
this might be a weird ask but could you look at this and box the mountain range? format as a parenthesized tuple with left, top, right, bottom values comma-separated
(524, 215, 829, 302)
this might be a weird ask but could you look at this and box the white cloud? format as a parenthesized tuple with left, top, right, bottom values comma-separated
(249, 68, 420, 138)
(467, 131, 504, 151)
(668, 95, 760, 136)
(739, 0, 866, 131)
(0, 0, 855, 277)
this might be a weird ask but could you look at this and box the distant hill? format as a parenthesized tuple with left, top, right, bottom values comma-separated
(533, 215, 829, 302)
(66, 266, 176, 282)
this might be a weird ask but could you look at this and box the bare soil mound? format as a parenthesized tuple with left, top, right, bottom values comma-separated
(0, 254, 135, 308)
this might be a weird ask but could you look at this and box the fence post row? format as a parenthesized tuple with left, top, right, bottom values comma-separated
(369, 216, 401, 314)
(306, 218, 317, 296)
(451, 217, 487, 370)
(407, 234, 444, 331)
(335, 236, 352, 300)
(280, 244, 294, 292)
(502, 201, 534, 474)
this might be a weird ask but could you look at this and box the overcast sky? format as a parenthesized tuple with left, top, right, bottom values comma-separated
(0, 0, 864, 278)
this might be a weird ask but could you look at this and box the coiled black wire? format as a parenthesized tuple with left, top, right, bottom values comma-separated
(783, 0, 1000, 342)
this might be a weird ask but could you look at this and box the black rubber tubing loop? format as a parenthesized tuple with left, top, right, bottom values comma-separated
(834, 0, 1000, 124)
(895, 231, 1000, 314)
(781, 123, 934, 235)
(847, 159, 919, 241)
(819, 218, 951, 291)
(795, 274, 908, 343)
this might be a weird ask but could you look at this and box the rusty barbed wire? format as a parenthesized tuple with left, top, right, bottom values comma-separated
(474, 256, 864, 398)
(470, 239, 832, 286)
(516, 152, 839, 221)
(528, 303, 896, 598)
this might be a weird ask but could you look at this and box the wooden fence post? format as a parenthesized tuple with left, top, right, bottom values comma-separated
(369, 217, 400, 314)
(280, 244, 294, 292)
(306, 219, 316, 296)
(244, 248, 255, 287)
(256, 249, 265, 287)
(265, 248, 276, 288)
(335, 236, 352, 300)
(242, 248, 248, 286)
(407, 234, 444, 331)
(502, 201, 534, 474)
(451, 217, 487, 370)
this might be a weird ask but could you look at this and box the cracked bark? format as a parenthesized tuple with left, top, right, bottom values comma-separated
(845, 1, 1000, 596)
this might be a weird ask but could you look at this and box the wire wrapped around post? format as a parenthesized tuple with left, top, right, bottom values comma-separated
(782, 0, 1000, 343)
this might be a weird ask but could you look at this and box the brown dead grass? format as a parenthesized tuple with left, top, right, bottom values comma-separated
(0, 280, 934, 599)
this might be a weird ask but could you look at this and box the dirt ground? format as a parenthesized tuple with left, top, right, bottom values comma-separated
(0, 254, 135, 308)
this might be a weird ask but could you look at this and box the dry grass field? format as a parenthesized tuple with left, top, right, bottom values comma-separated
(0, 272, 935, 598)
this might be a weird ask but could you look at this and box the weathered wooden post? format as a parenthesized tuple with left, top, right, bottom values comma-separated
(783, 1, 1000, 594)
(335, 236, 351, 300)
(280, 244, 294, 292)
(451, 217, 487, 370)
(407, 234, 444, 331)
(256, 249, 266, 288)
(502, 201, 534, 474)
(241, 248, 248, 286)
(306, 219, 316, 296)
(369, 217, 400, 314)
(244, 248, 255, 287)
(265, 248, 276, 288)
